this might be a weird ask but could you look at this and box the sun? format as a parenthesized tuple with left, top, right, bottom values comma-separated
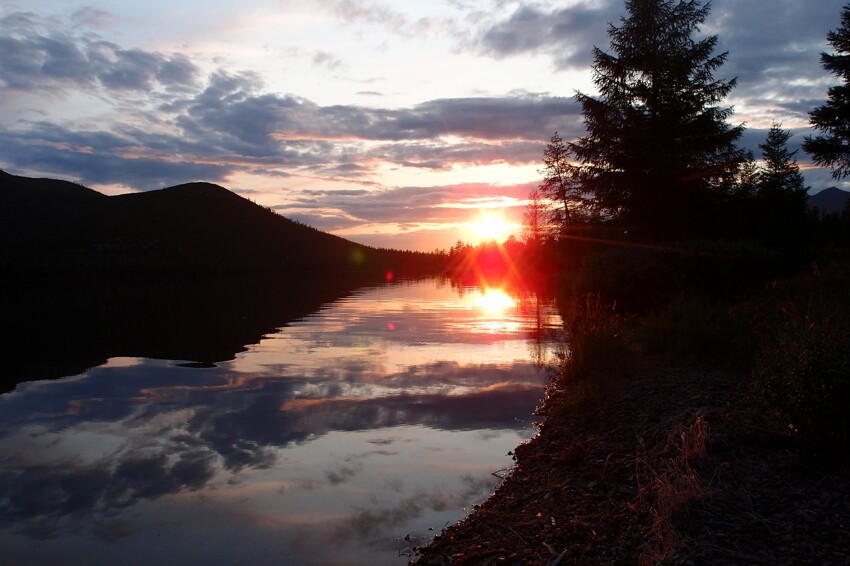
(469, 212, 512, 243)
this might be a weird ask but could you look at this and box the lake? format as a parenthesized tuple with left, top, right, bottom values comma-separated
(0, 277, 562, 565)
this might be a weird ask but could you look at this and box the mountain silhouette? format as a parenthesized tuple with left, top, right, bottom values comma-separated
(0, 170, 435, 275)
(0, 170, 446, 392)
(808, 186, 850, 216)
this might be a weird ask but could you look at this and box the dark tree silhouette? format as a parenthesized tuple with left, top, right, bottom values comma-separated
(522, 188, 550, 246)
(756, 123, 809, 246)
(736, 152, 761, 199)
(538, 132, 588, 233)
(804, 3, 850, 179)
(571, 0, 745, 239)
(759, 123, 807, 197)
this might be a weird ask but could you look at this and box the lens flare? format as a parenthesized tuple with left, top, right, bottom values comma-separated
(475, 288, 515, 314)
(469, 212, 512, 242)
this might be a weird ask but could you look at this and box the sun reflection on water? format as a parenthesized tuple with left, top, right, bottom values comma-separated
(474, 288, 516, 315)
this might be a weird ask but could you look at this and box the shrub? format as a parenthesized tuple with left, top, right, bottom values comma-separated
(549, 293, 631, 413)
(571, 245, 675, 311)
(638, 296, 757, 371)
(571, 240, 786, 312)
(668, 240, 787, 299)
(755, 304, 850, 447)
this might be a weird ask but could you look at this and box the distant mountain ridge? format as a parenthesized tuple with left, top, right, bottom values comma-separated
(0, 170, 438, 275)
(808, 186, 850, 216)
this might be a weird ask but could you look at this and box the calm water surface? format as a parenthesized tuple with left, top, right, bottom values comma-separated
(0, 278, 562, 565)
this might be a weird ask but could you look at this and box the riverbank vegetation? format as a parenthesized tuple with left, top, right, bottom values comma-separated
(416, 256, 850, 564)
(417, 0, 850, 563)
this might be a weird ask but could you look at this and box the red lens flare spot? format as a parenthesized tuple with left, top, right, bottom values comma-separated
(386, 270, 394, 282)
(387, 323, 396, 331)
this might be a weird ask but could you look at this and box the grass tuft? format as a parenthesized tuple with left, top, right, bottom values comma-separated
(754, 300, 850, 449)
(548, 293, 631, 414)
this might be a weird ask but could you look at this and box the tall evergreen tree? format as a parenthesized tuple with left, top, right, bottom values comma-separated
(759, 122, 807, 197)
(803, 3, 850, 179)
(571, 0, 745, 238)
(757, 123, 809, 246)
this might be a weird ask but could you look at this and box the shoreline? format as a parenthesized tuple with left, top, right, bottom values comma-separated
(414, 357, 850, 564)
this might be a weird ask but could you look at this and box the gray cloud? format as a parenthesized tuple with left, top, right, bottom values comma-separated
(325, 462, 363, 484)
(1, 50, 575, 188)
(472, 0, 844, 124)
(321, 0, 448, 38)
(171, 70, 574, 164)
(179, 92, 575, 144)
(326, 0, 408, 30)
(0, 124, 233, 189)
(476, 1, 618, 70)
(69, 7, 114, 29)
(3, 0, 842, 223)
(710, 0, 844, 120)
(0, 12, 201, 92)
(370, 139, 548, 170)
(313, 50, 344, 71)
(0, 8, 578, 193)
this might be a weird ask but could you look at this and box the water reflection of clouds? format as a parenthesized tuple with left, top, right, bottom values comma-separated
(0, 361, 542, 538)
(1, 370, 543, 537)
(0, 357, 546, 437)
(0, 280, 561, 558)
(288, 474, 499, 551)
(0, 447, 216, 539)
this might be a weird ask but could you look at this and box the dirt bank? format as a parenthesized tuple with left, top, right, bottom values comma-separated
(414, 358, 850, 565)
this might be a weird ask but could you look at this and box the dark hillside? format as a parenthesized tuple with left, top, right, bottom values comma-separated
(809, 186, 850, 215)
(0, 169, 107, 246)
(77, 181, 375, 272)
(0, 173, 440, 275)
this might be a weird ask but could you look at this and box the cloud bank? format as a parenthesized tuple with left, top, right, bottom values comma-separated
(0, 0, 846, 249)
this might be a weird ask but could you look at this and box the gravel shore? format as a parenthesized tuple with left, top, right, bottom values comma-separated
(414, 358, 850, 565)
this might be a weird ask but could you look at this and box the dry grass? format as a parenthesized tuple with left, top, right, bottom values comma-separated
(637, 413, 710, 564)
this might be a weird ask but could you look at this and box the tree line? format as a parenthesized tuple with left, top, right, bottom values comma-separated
(527, 0, 850, 253)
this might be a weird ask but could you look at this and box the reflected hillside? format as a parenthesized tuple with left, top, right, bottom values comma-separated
(1, 274, 377, 392)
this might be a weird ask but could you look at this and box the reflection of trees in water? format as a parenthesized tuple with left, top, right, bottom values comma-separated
(446, 271, 563, 368)
(514, 290, 563, 368)
(1, 272, 378, 392)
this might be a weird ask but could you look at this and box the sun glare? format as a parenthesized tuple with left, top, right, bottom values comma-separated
(475, 288, 516, 315)
(469, 212, 512, 243)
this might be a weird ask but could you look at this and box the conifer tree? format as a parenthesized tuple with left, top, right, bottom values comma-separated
(803, 3, 850, 179)
(538, 132, 588, 233)
(523, 189, 550, 245)
(759, 123, 807, 197)
(757, 123, 809, 245)
(571, 0, 745, 238)
(736, 153, 761, 199)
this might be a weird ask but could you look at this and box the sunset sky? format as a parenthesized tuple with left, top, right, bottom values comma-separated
(1, 0, 847, 250)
